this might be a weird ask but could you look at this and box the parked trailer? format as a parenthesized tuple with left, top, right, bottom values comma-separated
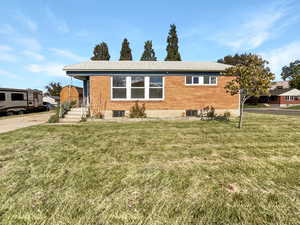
(0, 88, 45, 115)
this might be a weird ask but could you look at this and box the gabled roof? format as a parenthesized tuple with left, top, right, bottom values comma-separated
(270, 88, 300, 96)
(63, 61, 231, 72)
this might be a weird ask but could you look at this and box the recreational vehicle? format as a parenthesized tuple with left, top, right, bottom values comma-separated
(0, 88, 44, 115)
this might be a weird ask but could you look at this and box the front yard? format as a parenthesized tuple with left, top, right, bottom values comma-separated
(0, 113, 299, 225)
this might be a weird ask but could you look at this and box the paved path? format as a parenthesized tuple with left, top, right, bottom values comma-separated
(245, 108, 300, 116)
(0, 112, 53, 134)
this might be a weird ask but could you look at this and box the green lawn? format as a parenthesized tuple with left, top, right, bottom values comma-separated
(286, 105, 300, 110)
(0, 113, 299, 225)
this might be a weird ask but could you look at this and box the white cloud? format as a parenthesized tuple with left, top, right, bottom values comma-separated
(0, 69, 19, 79)
(16, 13, 38, 32)
(0, 45, 17, 62)
(17, 38, 42, 51)
(45, 8, 70, 33)
(261, 41, 300, 78)
(25, 63, 65, 77)
(0, 24, 15, 34)
(21, 50, 45, 61)
(213, 1, 298, 51)
(49, 48, 85, 61)
(0, 45, 13, 52)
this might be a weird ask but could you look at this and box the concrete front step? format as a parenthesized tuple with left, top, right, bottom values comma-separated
(70, 107, 88, 112)
(64, 115, 82, 119)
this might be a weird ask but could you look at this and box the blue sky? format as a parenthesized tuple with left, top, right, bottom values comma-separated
(1, 0, 300, 90)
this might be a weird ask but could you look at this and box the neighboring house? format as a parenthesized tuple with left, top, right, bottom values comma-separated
(270, 81, 290, 90)
(63, 61, 239, 118)
(60, 86, 83, 106)
(43, 95, 59, 106)
(267, 88, 300, 107)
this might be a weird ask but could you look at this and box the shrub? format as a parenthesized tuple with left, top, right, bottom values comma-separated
(94, 112, 104, 119)
(48, 114, 59, 123)
(223, 111, 231, 120)
(80, 116, 87, 122)
(70, 100, 77, 108)
(129, 101, 146, 118)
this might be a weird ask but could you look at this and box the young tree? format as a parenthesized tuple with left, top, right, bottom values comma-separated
(45, 82, 62, 96)
(281, 60, 300, 89)
(119, 38, 132, 60)
(223, 55, 275, 128)
(140, 40, 157, 61)
(165, 24, 181, 61)
(91, 42, 110, 60)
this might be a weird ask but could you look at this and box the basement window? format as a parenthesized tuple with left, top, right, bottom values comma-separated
(186, 110, 198, 117)
(113, 110, 125, 117)
(0, 93, 5, 101)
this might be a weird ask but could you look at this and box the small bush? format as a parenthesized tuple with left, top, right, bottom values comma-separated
(94, 112, 104, 119)
(129, 101, 146, 118)
(80, 116, 87, 122)
(48, 114, 59, 123)
(223, 111, 231, 120)
(70, 100, 77, 108)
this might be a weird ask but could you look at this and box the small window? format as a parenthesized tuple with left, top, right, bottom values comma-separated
(113, 110, 125, 117)
(193, 76, 199, 84)
(186, 76, 192, 84)
(0, 93, 5, 101)
(149, 76, 163, 99)
(186, 110, 198, 117)
(112, 76, 127, 99)
(11, 93, 24, 101)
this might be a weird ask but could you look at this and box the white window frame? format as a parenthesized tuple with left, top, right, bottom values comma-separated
(111, 76, 164, 101)
(285, 96, 297, 101)
(185, 75, 218, 86)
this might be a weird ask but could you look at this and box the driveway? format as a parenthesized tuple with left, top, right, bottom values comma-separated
(0, 112, 53, 134)
(245, 108, 300, 116)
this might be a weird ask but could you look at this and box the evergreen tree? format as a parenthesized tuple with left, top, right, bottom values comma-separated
(119, 38, 132, 60)
(140, 40, 157, 61)
(91, 42, 110, 60)
(165, 24, 181, 61)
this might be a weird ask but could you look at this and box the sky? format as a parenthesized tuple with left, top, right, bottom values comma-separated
(1, 0, 300, 90)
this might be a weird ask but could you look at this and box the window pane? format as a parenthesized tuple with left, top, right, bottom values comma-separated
(131, 76, 144, 87)
(193, 76, 199, 84)
(149, 88, 163, 98)
(204, 76, 210, 84)
(131, 88, 145, 98)
(113, 76, 126, 87)
(186, 76, 192, 84)
(211, 76, 217, 84)
(112, 88, 126, 99)
(11, 93, 24, 101)
(0, 93, 5, 101)
(113, 110, 125, 117)
(150, 77, 162, 87)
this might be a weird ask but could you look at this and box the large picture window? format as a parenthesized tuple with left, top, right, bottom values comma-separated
(186, 75, 217, 85)
(111, 76, 164, 100)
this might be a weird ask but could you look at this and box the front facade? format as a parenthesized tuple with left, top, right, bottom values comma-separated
(64, 61, 239, 118)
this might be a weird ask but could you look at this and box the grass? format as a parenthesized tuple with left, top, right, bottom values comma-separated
(244, 104, 270, 108)
(0, 113, 299, 225)
(286, 105, 300, 110)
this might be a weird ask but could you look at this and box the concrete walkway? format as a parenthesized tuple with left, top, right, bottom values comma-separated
(245, 108, 300, 116)
(0, 112, 53, 134)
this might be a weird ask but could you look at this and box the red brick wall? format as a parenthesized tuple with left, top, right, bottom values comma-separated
(279, 96, 300, 105)
(90, 75, 239, 113)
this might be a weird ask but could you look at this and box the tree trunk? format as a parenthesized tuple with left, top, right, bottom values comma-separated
(238, 97, 247, 129)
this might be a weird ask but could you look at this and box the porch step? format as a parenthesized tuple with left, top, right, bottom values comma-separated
(59, 107, 88, 123)
(60, 118, 81, 123)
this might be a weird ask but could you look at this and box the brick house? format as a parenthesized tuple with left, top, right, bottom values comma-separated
(267, 88, 300, 107)
(63, 61, 239, 118)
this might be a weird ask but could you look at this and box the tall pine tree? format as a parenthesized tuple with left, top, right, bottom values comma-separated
(119, 38, 132, 60)
(140, 40, 157, 61)
(165, 24, 181, 61)
(91, 42, 110, 60)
